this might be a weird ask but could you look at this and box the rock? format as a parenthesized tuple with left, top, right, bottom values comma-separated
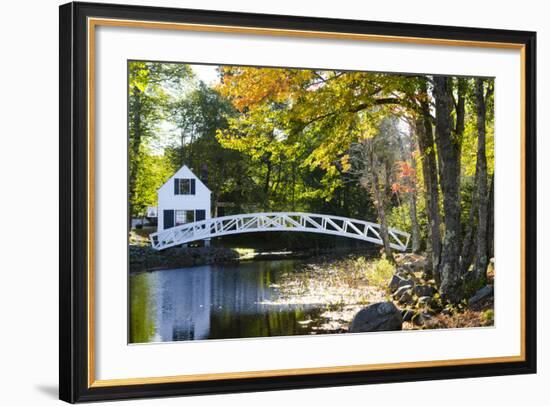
(401, 309, 415, 322)
(398, 290, 414, 305)
(411, 313, 421, 326)
(428, 299, 443, 312)
(388, 274, 405, 293)
(468, 285, 494, 306)
(411, 311, 433, 326)
(414, 284, 437, 298)
(396, 265, 414, 276)
(409, 258, 428, 272)
(398, 278, 415, 289)
(393, 284, 413, 300)
(416, 296, 432, 307)
(395, 273, 417, 286)
(349, 302, 403, 333)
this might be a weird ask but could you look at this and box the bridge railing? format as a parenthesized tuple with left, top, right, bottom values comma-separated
(149, 212, 410, 252)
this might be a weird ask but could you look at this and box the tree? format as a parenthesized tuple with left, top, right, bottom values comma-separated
(128, 62, 192, 224)
(393, 118, 421, 253)
(412, 78, 442, 279)
(169, 82, 257, 213)
(472, 77, 493, 285)
(362, 76, 444, 269)
(347, 117, 403, 262)
(172, 64, 495, 303)
(132, 150, 176, 219)
(217, 67, 404, 212)
(433, 76, 464, 303)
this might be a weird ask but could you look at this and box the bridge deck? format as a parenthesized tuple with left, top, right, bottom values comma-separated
(149, 212, 410, 252)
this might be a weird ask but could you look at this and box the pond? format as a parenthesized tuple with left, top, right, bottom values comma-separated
(130, 259, 340, 343)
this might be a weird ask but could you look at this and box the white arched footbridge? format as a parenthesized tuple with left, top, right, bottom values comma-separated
(150, 212, 410, 252)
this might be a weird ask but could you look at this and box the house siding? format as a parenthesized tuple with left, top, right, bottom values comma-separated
(157, 165, 211, 231)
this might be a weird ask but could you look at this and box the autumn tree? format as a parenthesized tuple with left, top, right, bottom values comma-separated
(168, 82, 257, 213)
(392, 117, 422, 253)
(217, 67, 404, 211)
(347, 117, 404, 261)
(134, 62, 496, 304)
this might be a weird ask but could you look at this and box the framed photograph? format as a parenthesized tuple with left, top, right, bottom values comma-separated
(59, 1, 536, 403)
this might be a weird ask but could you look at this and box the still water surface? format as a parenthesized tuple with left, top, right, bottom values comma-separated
(130, 259, 328, 343)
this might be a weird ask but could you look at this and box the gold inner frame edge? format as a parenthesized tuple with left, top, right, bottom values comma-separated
(86, 17, 527, 388)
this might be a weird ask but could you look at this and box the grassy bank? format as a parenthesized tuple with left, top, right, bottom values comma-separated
(259, 252, 494, 333)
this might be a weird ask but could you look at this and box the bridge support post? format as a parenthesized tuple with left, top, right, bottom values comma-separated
(204, 239, 211, 248)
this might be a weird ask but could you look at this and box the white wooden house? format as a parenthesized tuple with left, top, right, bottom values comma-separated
(157, 165, 211, 234)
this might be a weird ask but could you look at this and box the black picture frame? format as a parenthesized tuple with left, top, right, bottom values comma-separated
(59, 1, 537, 403)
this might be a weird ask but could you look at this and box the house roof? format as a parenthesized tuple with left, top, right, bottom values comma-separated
(158, 164, 211, 193)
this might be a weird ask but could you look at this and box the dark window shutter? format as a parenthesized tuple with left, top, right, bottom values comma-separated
(190, 179, 196, 194)
(174, 179, 179, 195)
(195, 209, 206, 221)
(164, 210, 174, 229)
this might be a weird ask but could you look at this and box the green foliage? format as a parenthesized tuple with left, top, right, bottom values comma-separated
(216, 67, 409, 211)
(461, 78, 495, 177)
(481, 309, 494, 324)
(387, 203, 411, 234)
(362, 255, 395, 289)
(132, 149, 176, 216)
(128, 61, 193, 218)
(126, 63, 495, 306)
(167, 83, 260, 210)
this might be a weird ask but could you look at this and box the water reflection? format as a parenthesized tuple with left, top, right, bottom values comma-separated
(130, 260, 321, 343)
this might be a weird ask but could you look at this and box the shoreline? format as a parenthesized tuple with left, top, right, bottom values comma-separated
(129, 243, 379, 273)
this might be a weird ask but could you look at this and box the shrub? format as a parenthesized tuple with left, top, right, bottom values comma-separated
(481, 309, 494, 324)
(364, 255, 395, 289)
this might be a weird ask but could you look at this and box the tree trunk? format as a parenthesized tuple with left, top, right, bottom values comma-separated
(129, 86, 142, 230)
(415, 83, 441, 281)
(369, 149, 394, 262)
(400, 121, 421, 254)
(371, 174, 394, 262)
(474, 78, 489, 284)
(456, 77, 476, 274)
(407, 130, 421, 253)
(455, 78, 467, 178)
(460, 176, 478, 274)
(433, 76, 463, 303)
(409, 192, 421, 253)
